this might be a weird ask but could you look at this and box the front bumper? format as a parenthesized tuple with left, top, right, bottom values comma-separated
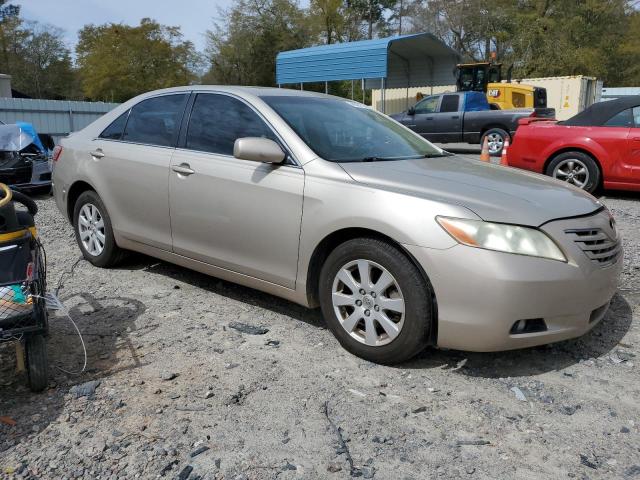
(404, 209, 622, 352)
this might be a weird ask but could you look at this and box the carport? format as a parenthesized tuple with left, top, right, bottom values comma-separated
(275, 33, 461, 113)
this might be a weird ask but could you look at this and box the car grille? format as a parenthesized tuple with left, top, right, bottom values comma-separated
(565, 228, 621, 266)
(0, 165, 33, 185)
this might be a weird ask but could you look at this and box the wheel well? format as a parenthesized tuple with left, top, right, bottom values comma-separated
(306, 227, 438, 345)
(480, 124, 511, 138)
(543, 148, 603, 182)
(66, 181, 95, 222)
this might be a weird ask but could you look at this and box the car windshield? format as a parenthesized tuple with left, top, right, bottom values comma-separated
(260, 95, 444, 162)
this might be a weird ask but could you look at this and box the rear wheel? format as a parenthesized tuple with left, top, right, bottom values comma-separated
(25, 334, 48, 392)
(319, 238, 433, 364)
(481, 128, 509, 156)
(546, 151, 600, 193)
(73, 190, 126, 267)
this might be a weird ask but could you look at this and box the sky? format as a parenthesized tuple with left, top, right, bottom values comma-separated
(15, 0, 230, 52)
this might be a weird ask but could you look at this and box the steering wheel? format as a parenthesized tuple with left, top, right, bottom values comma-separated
(0, 183, 11, 208)
(0, 183, 38, 216)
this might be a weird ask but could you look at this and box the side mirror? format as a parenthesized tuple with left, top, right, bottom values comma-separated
(408, 106, 416, 116)
(233, 137, 286, 164)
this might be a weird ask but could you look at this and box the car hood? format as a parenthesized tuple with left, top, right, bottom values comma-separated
(339, 156, 602, 226)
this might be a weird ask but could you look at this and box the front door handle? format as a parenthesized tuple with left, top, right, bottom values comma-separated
(426, 117, 434, 120)
(172, 163, 195, 176)
(90, 149, 104, 159)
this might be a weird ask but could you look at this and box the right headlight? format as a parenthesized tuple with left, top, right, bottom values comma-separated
(436, 216, 567, 262)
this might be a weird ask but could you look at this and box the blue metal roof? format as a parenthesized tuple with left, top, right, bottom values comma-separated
(276, 33, 461, 86)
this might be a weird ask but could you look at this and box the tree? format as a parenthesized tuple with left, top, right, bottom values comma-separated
(0, 2, 78, 99)
(76, 19, 201, 102)
(203, 0, 310, 86)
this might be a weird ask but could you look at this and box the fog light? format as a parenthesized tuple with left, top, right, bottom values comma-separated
(510, 318, 547, 335)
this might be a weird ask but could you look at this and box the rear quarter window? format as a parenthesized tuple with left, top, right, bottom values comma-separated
(99, 111, 129, 140)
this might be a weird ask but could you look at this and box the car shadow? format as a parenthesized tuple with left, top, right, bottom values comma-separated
(598, 189, 640, 201)
(403, 292, 634, 378)
(118, 254, 633, 379)
(120, 253, 326, 330)
(0, 292, 146, 455)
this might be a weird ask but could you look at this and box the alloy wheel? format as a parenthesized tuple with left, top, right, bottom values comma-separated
(552, 158, 590, 189)
(486, 133, 504, 154)
(331, 259, 405, 347)
(78, 203, 105, 256)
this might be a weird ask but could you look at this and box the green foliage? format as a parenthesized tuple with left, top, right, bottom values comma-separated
(203, 0, 311, 86)
(76, 19, 201, 102)
(0, 2, 77, 99)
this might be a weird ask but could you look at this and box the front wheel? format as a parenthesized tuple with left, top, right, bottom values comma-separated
(319, 238, 433, 364)
(546, 151, 600, 193)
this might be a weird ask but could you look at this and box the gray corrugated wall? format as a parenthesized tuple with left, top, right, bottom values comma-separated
(0, 98, 120, 141)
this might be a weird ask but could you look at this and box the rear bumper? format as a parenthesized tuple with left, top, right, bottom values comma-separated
(404, 211, 622, 352)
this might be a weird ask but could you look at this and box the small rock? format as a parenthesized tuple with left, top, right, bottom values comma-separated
(412, 406, 428, 414)
(69, 380, 101, 399)
(561, 405, 580, 416)
(160, 372, 178, 381)
(621, 426, 631, 433)
(225, 363, 240, 370)
(327, 463, 342, 473)
(510, 387, 527, 401)
(282, 463, 296, 471)
(190, 446, 209, 458)
(580, 454, 597, 470)
(266, 340, 280, 347)
(466, 467, 476, 475)
(177, 465, 193, 480)
(457, 439, 490, 446)
(204, 391, 214, 399)
(362, 465, 376, 478)
(229, 322, 269, 335)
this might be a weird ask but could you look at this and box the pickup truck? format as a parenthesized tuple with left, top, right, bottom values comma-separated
(390, 91, 554, 156)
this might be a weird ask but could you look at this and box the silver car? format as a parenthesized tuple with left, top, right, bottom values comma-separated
(52, 86, 622, 364)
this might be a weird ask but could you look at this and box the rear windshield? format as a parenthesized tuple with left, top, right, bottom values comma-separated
(260, 96, 441, 162)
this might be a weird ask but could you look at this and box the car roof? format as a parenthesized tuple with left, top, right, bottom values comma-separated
(562, 95, 640, 126)
(139, 85, 338, 100)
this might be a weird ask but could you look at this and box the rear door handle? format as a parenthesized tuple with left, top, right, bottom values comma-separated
(426, 117, 434, 120)
(90, 149, 104, 159)
(451, 115, 460, 119)
(172, 163, 195, 176)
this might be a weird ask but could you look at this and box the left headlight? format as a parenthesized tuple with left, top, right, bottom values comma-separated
(436, 216, 567, 262)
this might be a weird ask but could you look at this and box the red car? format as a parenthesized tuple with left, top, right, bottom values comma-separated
(508, 96, 640, 193)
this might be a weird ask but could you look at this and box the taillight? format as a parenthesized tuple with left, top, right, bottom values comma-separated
(52, 145, 63, 162)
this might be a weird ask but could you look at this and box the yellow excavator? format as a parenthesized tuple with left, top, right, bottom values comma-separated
(455, 62, 548, 110)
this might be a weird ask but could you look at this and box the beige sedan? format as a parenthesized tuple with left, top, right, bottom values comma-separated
(52, 86, 621, 364)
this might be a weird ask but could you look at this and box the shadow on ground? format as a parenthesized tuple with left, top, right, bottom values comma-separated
(119, 254, 634, 380)
(0, 292, 146, 454)
(120, 253, 325, 330)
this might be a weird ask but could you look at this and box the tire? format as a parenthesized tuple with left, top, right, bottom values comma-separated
(481, 128, 510, 156)
(25, 334, 48, 392)
(73, 190, 127, 267)
(319, 238, 433, 364)
(546, 151, 600, 193)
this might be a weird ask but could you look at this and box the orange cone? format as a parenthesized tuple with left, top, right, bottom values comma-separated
(500, 138, 510, 166)
(480, 136, 490, 162)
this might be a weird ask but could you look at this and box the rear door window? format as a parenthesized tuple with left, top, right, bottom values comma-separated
(99, 111, 129, 140)
(633, 106, 640, 127)
(122, 94, 188, 147)
(185, 93, 277, 156)
(439, 95, 460, 113)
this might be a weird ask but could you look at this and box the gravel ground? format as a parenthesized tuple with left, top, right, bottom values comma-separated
(0, 188, 638, 480)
